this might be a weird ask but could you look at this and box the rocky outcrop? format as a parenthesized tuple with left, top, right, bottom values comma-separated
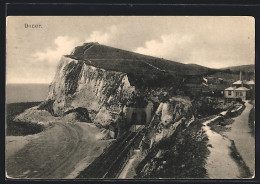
(44, 56, 135, 126)
(140, 97, 193, 151)
(64, 107, 92, 122)
(136, 97, 209, 178)
(15, 43, 193, 130)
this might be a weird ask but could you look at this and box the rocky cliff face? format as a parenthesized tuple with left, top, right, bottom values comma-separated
(44, 56, 135, 127)
(136, 97, 209, 178)
(17, 42, 199, 130)
(140, 97, 193, 150)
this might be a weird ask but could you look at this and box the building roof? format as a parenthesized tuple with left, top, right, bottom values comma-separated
(224, 87, 235, 91)
(234, 87, 250, 91)
(232, 80, 243, 85)
(245, 80, 255, 85)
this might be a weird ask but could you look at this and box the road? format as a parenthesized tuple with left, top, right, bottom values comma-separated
(223, 101, 255, 175)
(6, 122, 111, 179)
(203, 101, 255, 179)
(202, 116, 240, 179)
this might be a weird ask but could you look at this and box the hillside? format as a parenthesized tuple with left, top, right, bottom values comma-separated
(66, 42, 215, 76)
(16, 42, 217, 129)
(208, 64, 255, 85)
(17, 42, 249, 129)
(221, 64, 255, 72)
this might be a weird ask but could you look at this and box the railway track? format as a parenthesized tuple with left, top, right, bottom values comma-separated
(77, 126, 144, 178)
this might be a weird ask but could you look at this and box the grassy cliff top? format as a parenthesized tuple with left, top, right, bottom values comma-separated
(66, 42, 216, 76)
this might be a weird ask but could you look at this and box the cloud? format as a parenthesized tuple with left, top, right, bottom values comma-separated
(33, 36, 80, 66)
(8, 17, 253, 84)
(85, 25, 118, 44)
(134, 33, 194, 62)
(134, 30, 254, 68)
(23, 26, 119, 83)
(33, 26, 119, 66)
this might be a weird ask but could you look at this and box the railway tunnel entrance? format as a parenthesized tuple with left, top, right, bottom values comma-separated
(130, 111, 146, 125)
(124, 102, 153, 125)
(110, 102, 153, 139)
(131, 112, 138, 124)
(141, 111, 147, 124)
(123, 102, 153, 132)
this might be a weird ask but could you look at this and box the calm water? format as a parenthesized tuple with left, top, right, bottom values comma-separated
(6, 84, 50, 104)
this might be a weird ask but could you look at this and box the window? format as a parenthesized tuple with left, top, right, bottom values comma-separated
(228, 91, 232, 96)
(240, 92, 243, 96)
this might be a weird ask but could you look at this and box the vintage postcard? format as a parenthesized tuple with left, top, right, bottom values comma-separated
(6, 16, 255, 179)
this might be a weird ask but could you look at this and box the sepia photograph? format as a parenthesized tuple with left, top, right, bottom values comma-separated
(5, 16, 255, 179)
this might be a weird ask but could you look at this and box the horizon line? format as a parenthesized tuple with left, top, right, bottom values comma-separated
(6, 83, 51, 85)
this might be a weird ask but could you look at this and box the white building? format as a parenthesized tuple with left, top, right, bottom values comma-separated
(224, 86, 249, 100)
(224, 71, 253, 101)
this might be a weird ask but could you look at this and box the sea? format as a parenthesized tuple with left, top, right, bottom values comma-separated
(6, 83, 50, 104)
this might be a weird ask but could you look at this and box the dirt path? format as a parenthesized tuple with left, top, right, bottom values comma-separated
(202, 117, 240, 179)
(6, 122, 111, 179)
(223, 101, 255, 175)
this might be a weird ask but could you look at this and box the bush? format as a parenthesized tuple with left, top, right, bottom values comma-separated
(7, 121, 44, 136)
(6, 102, 45, 136)
(135, 120, 209, 178)
(235, 98, 243, 103)
(248, 108, 255, 136)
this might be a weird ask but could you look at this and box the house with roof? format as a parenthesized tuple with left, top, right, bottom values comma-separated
(244, 80, 255, 90)
(223, 71, 254, 101)
(224, 86, 250, 100)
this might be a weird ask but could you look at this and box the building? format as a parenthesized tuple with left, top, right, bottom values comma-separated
(224, 87, 236, 99)
(232, 80, 243, 88)
(224, 86, 249, 100)
(223, 71, 254, 101)
(244, 80, 255, 90)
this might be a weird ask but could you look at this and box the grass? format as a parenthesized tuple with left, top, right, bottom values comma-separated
(205, 103, 245, 135)
(71, 43, 213, 76)
(191, 97, 224, 119)
(135, 119, 209, 178)
(248, 108, 255, 136)
(229, 140, 252, 178)
(6, 102, 45, 136)
(228, 104, 246, 118)
(208, 117, 234, 135)
(67, 43, 223, 91)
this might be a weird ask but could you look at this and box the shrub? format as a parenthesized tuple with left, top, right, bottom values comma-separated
(6, 102, 44, 136)
(136, 119, 209, 178)
(7, 121, 44, 136)
(248, 108, 255, 136)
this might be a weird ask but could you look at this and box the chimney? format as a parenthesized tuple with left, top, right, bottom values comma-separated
(240, 71, 244, 87)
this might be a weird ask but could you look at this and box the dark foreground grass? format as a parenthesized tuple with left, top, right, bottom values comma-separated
(6, 102, 44, 136)
(208, 117, 234, 135)
(135, 119, 209, 178)
(248, 108, 255, 136)
(208, 103, 246, 135)
(229, 140, 252, 178)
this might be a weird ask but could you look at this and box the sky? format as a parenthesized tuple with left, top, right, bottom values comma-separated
(6, 16, 255, 84)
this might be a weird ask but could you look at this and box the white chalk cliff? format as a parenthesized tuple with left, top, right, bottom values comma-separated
(45, 56, 135, 126)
